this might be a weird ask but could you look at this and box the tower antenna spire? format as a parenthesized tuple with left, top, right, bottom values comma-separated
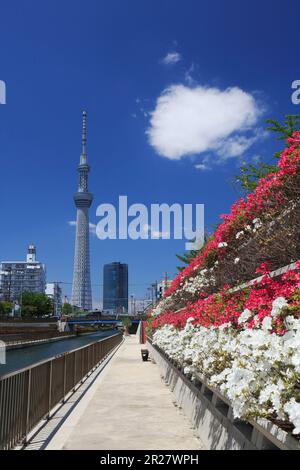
(81, 110, 87, 157)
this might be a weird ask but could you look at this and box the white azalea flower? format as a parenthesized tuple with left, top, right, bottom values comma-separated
(152, 296, 300, 433)
(236, 231, 244, 239)
(252, 218, 263, 230)
(238, 309, 252, 325)
(284, 399, 300, 435)
(218, 242, 228, 248)
(262, 316, 272, 331)
(271, 297, 288, 317)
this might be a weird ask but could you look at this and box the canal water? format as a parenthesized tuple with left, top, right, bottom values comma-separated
(0, 329, 117, 376)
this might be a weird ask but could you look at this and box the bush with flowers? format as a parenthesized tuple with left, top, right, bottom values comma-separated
(152, 132, 300, 314)
(150, 132, 300, 437)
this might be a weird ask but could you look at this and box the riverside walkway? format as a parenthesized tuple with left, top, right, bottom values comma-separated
(46, 335, 204, 450)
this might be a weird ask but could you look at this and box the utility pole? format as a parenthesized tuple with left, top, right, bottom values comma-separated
(147, 287, 152, 301)
(164, 272, 169, 296)
(130, 294, 134, 315)
(151, 281, 158, 304)
(133, 297, 136, 316)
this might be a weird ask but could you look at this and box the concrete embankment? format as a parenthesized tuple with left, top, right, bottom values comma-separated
(5, 334, 77, 350)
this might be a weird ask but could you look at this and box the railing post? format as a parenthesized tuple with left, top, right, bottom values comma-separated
(24, 369, 32, 446)
(92, 344, 95, 370)
(81, 351, 84, 383)
(73, 351, 77, 392)
(62, 355, 67, 403)
(87, 346, 90, 374)
(47, 361, 53, 420)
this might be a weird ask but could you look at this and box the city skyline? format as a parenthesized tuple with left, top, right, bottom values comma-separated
(0, 0, 299, 308)
(1, 0, 300, 454)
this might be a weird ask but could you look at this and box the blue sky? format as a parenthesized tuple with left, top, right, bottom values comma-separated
(0, 0, 299, 307)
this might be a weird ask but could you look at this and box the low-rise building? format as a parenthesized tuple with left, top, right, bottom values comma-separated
(46, 282, 62, 317)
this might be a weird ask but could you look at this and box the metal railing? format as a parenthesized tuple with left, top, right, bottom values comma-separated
(0, 317, 58, 323)
(0, 332, 123, 450)
(0, 331, 75, 346)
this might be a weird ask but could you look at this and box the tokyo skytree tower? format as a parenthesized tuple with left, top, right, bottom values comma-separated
(71, 111, 93, 310)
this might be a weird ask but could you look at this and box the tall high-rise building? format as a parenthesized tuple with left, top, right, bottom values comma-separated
(71, 111, 93, 310)
(103, 262, 128, 313)
(0, 245, 46, 302)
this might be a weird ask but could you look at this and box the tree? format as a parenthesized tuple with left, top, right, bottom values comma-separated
(236, 161, 280, 192)
(122, 317, 132, 335)
(235, 115, 300, 192)
(266, 114, 300, 146)
(0, 301, 13, 316)
(61, 302, 73, 315)
(176, 249, 200, 271)
(21, 291, 53, 317)
(176, 234, 209, 271)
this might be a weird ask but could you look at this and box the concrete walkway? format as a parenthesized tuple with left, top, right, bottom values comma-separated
(46, 335, 204, 450)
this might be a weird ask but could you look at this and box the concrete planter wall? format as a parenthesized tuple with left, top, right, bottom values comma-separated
(147, 339, 300, 450)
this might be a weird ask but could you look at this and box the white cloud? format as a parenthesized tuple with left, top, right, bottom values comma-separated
(68, 220, 97, 234)
(142, 224, 170, 238)
(89, 223, 97, 234)
(147, 84, 262, 162)
(162, 51, 181, 65)
(184, 64, 196, 86)
(251, 154, 263, 163)
(195, 162, 210, 171)
(216, 135, 257, 159)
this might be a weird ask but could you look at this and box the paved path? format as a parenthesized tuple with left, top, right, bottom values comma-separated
(46, 335, 204, 450)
